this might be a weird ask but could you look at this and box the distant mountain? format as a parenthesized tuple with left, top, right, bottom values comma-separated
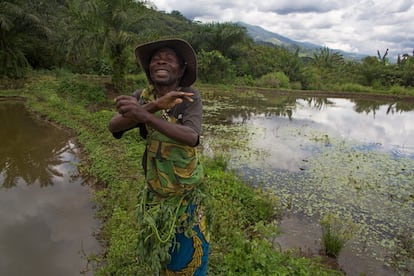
(237, 22, 368, 61)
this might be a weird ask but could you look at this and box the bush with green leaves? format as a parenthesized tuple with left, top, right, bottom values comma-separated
(255, 71, 291, 89)
(197, 50, 235, 83)
(336, 83, 373, 93)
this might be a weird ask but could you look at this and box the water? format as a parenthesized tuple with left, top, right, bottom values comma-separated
(2, 92, 412, 275)
(0, 101, 100, 275)
(202, 91, 414, 275)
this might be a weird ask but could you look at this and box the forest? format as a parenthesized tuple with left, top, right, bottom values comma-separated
(1, 0, 414, 94)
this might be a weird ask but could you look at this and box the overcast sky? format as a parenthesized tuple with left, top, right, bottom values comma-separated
(150, 0, 414, 60)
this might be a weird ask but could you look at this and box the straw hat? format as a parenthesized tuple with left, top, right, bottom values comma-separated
(135, 38, 197, 87)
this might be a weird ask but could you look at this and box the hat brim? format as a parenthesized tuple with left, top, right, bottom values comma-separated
(135, 38, 197, 87)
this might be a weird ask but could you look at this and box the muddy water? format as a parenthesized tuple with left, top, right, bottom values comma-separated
(0, 101, 100, 275)
(274, 215, 397, 275)
(202, 91, 414, 276)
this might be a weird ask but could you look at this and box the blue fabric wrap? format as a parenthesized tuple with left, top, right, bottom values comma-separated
(166, 205, 209, 275)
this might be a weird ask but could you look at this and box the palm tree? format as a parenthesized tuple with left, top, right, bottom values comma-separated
(64, 0, 147, 92)
(312, 47, 344, 69)
(0, 0, 51, 78)
(191, 22, 248, 58)
(0, 102, 68, 188)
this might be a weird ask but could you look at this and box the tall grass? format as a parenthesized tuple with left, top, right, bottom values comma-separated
(320, 213, 358, 257)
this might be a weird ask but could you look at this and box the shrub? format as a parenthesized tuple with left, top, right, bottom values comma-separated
(255, 72, 290, 89)
(388, 85, 409, 95)
(290, 81, 302, 90)
(337, 83, 373, 93)
(301, 66, 323, 90)
(90, 58, 113, 75)
(234, 75, 256, 86)
(198, 50, 235, 83)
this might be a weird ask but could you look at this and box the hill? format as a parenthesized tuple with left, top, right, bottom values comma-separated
(237, 22, 368, 61)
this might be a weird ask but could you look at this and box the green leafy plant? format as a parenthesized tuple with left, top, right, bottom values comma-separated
(255, 71, 291, 89)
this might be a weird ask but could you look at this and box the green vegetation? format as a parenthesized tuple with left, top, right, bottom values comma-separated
(196, 88, 414, 273)
(224, 125, 414, 273)
(320, 213, 358, 257)
(2, 0, 414, 273)
(56, 78, 107, 106)
(1, 0, 413, 95)
(256, 71, 291, 89)
(0, 74, 342, 275)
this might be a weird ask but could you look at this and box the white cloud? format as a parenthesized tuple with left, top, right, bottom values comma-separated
(150, 0, 414, 60)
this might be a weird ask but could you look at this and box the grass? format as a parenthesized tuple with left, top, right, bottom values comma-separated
(195, 80, 414, 100)
(320, 213, 358, 257)
(1, 73, 343, 275)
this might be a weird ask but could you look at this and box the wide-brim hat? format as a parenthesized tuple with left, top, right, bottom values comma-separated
(135, 38, 197, 87)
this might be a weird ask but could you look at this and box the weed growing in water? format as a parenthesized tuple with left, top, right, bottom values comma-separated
(320, 212, 358, 257)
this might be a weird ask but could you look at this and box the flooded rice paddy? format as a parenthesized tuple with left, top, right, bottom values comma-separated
(201, 90, 414, 275)
(0, 101, 100, 275)
(1, 89, 413, 275)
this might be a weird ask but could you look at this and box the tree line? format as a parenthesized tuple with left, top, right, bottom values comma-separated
(1, 0, 413, 93)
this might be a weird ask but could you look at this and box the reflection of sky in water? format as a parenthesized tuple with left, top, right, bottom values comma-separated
(0, 141, 99, 276)
(205, 96, 414, 273)
(242, 98, 414, 171)
(0, 102, 99, 276)
(294, 99, 414, 156)
(52, 140, 80, 179)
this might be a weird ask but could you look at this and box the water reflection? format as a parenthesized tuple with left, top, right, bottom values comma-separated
(0, 101, 99, 275)
(203, 92, 297, 124)
(0, 101, 70, 188)
(202, 90, 414, 275)
(293, 98, 414, 158)
(353, 98, 414, 115)
(203, 91, 414, 167)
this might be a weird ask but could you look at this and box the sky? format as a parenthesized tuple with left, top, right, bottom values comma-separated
(149, 0, 414, 60)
